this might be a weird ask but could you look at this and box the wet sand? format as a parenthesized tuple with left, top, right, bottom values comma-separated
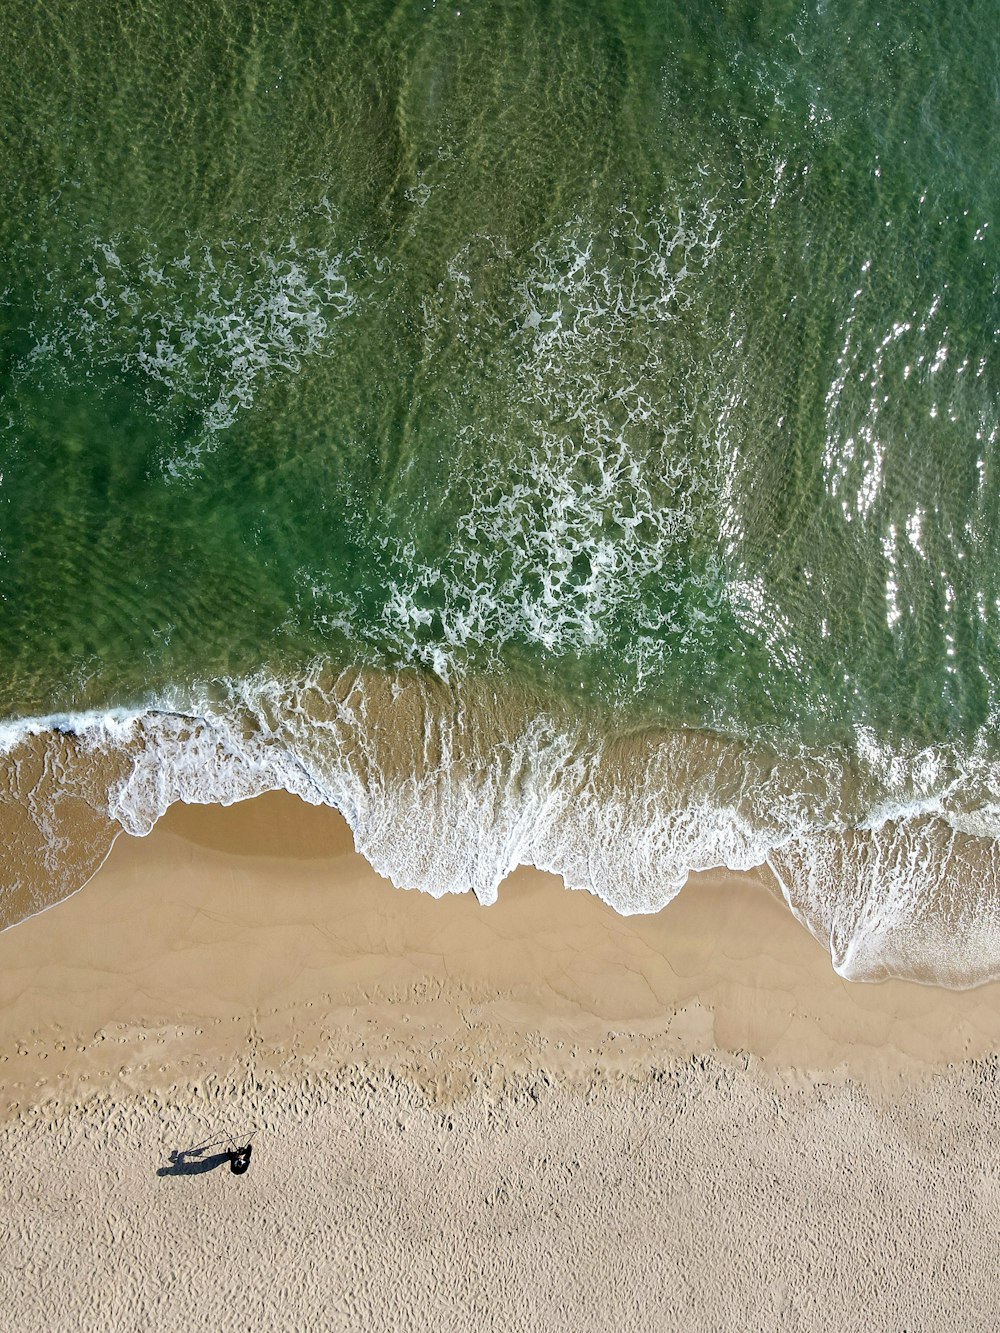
(2, 792, 999, 1330)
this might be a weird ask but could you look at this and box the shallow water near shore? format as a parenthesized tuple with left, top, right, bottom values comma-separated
(1, 0, 999, 983)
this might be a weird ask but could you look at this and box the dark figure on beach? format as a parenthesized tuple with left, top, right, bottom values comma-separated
(229, 1143, 252, 1175)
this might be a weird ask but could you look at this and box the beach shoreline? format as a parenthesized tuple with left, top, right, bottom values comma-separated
(3, 792, 1000, 1330)
(4, 790, 1000, 1123)
(6, 675, 1000, 992)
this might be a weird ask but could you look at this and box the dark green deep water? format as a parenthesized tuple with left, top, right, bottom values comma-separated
(1, 0, 998, 754)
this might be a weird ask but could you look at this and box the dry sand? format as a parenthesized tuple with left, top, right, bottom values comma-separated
(2, 792, 1000, 1330)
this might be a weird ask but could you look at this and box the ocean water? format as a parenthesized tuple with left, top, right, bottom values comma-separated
(1, 0, 999, 984)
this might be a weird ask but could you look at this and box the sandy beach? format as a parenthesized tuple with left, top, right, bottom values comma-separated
(6, 0, 999, 1325)
(2, 791, 1000, 1330)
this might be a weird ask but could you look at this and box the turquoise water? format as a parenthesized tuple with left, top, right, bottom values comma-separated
(2, 0, 1000, 980)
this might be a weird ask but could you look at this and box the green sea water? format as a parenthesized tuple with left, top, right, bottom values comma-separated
(3, 0, 1000, 982)
(2, 0, 996, 749)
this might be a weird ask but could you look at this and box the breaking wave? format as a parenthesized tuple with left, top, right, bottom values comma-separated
(5, 666, 1000, 989)
(3, 0, 999, 995)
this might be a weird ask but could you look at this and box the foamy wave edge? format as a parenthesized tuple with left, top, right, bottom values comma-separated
(5, 665, 1000, 989)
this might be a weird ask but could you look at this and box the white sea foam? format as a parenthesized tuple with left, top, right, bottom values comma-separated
(769, 820, 1000, 987)
(6, 200, 1000, 982)
(7, 668, 1000, 986)
(347, 204, 732, 682)
(19, 227, 358, 476)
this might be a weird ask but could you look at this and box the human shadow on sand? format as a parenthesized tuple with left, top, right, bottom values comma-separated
(157, 1143, 233, 1177)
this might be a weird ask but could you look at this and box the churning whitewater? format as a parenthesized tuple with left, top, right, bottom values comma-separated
(6, 668, 1000, 988)
(1, 0, 999, 984)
